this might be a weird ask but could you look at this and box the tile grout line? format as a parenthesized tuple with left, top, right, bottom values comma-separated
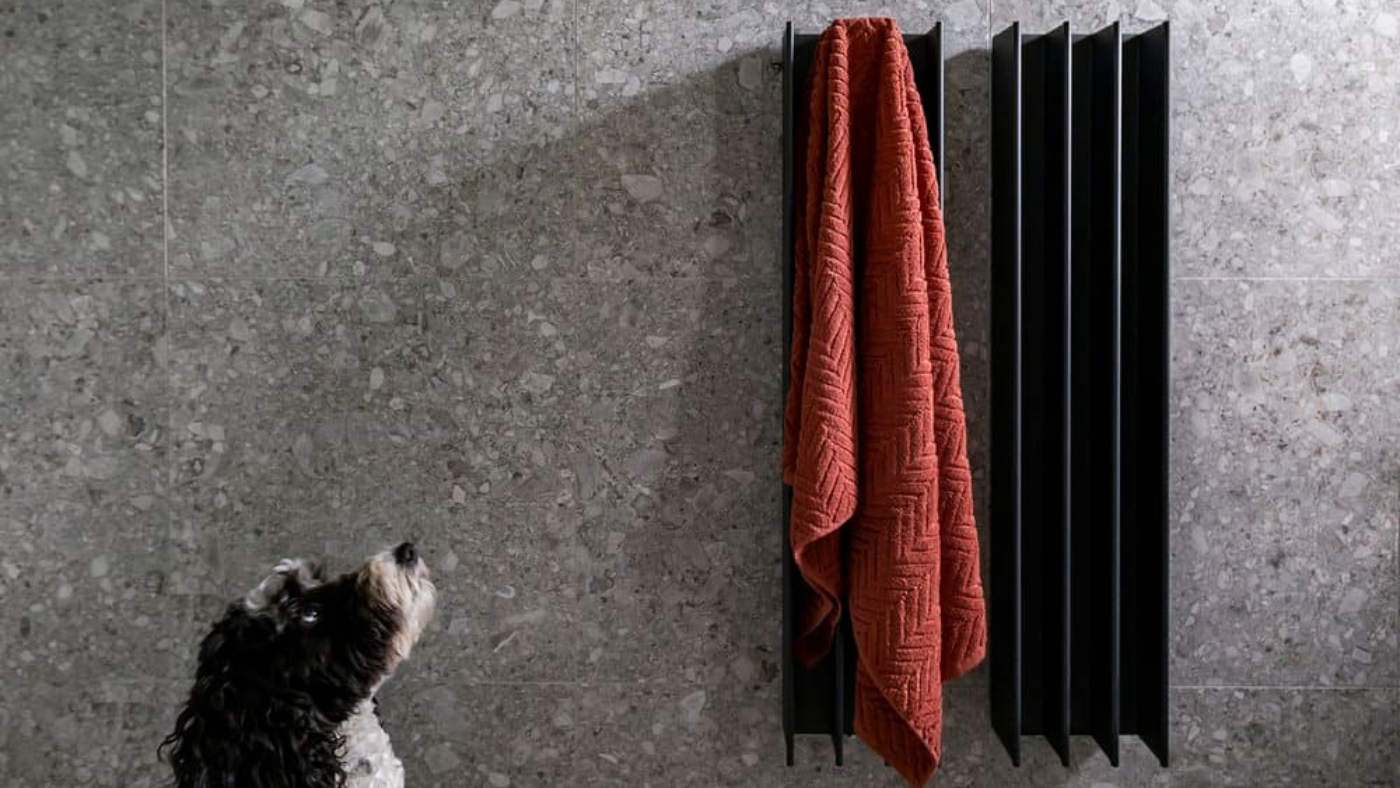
(85, 677, 1400, 691)
(0, 274, 793, 286)
(3, 273, 1397, 285)
(160, 0, 190, 682)
(161, 0, 170, 286)
(568, 0, 581, 281)
(1174, 276, 1399, 282)
(1172, 685, 1400, 692)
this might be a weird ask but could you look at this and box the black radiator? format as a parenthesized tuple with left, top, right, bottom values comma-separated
(779, 19, 1170, 770)
(990, 22, 1170, 767)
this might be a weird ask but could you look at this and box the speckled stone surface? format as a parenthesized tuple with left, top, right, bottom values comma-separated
(166, 0, 575, 280)
(1171, 280, 1398, 688)
(2, 0, 1399, 785)
(0, 679, 180, 788)
(0, 280, 167, 499)
(0, 491, 192, 686)
(1172, 688, 1399, 788)
(0, 0, 165, 277)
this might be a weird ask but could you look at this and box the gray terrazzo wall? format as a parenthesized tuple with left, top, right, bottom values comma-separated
(0, 0, 1395, 785)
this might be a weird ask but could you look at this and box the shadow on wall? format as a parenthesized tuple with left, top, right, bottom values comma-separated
(167, 42, 996, 788)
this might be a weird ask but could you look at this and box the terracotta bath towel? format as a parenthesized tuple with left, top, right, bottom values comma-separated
(782, 17, 986, 786)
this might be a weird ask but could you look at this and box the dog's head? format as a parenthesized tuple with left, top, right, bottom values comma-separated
(162, 543, 436, 788)
(234, 543, 437, 692)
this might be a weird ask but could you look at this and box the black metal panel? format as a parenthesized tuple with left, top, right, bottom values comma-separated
(993, 20, 1167, 769)
(781, 24, 797, 766)
(1017, 22, 1073, 767)
(1020, 28, 1047, 749)
(781, 26, 850, 754)
(1070, 21, 1122, 766)
(989, 21, 1023, 768)
(1047, 24, 1074, 767)
(780, 22, 946, 767)
(907, 23, 946, 206)
(1121, 21, 1170, 767)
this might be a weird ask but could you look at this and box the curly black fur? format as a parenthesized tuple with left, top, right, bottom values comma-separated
(161, 565, 402, 788)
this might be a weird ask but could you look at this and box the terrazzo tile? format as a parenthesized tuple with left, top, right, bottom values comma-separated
(544, 278, 781, 522)
(570, 1, 819, 280)
(948, 232, 992, 631)
(115, 681, 183, 788)
(0, 679, 179, 788)
(1170, 280, 1399, 687)
(942, 44, 993, 280)
(0, 279, 167, 499)
(385, 492, 780, 685)
(993, 0, 1400, 278)
(169, 275, 782, 518)
(1170, 0, 1400, 278)
(573, 59, 781, 279)
(166, 0, 575, 280)
(0, 490, 192, 685)
(576, 1, 825, 112)
(0, 0, 163, 277)
(378, 679, 790, 787)
(1172, 687, 1399, 787)
(166, 277, 568, 590)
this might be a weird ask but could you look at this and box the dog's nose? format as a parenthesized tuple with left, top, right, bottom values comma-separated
(393, 542, 417, 566)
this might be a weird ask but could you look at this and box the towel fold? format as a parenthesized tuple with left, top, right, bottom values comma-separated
(782, 17, 987, 786)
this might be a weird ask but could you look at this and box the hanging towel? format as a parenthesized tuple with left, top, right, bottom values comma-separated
(782, 17, 986, 786)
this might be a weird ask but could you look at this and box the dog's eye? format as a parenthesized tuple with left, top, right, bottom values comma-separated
(300, 604, 321, 625)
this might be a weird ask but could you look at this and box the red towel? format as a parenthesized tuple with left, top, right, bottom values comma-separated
(782, 17, 986, 786)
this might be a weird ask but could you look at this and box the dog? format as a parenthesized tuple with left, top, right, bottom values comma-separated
(161, 542, 437, 788)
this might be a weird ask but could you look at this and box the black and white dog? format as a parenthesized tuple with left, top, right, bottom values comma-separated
(162, 543, 436, 788)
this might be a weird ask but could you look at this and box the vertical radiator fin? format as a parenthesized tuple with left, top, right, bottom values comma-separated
(1015, 22, 1073, 766)
(1121, 21, 1171, 768)
(1070, 21, 1123, 767)
(990, 20, 1024, 769)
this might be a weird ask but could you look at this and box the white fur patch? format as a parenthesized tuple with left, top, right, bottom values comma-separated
(340, 700, 405, 788)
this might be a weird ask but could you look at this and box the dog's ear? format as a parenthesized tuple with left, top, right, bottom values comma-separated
(243, 557, 322, 612)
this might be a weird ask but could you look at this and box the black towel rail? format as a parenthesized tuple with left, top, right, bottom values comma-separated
(990, 21, 1170, 767)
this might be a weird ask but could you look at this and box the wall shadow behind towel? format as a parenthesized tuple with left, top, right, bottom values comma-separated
(325, 38, 994, 788)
